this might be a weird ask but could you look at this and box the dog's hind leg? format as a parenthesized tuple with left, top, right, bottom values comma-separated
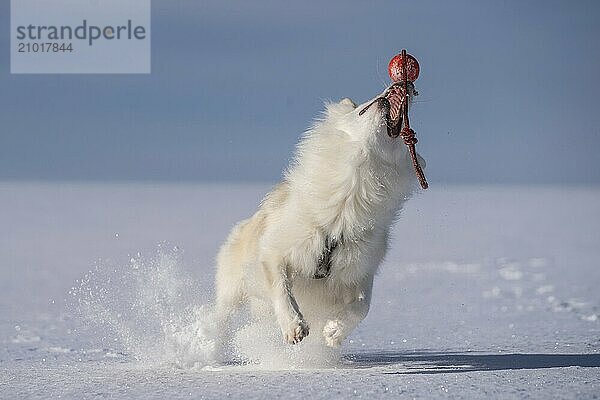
(215, 258, 246, 325)
(214, 269, 244, 330)
(213, 259, 246, 361)
(213, 220, 253, 349)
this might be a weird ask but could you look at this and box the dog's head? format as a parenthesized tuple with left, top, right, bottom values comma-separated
(324, 82, 421, 165)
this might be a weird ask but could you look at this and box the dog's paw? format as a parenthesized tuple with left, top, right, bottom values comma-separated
(282, 319, 309, 345)
(323, 319, 345, 348)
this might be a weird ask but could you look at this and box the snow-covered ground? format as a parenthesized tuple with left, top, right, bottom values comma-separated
(1, 183, 599, 399)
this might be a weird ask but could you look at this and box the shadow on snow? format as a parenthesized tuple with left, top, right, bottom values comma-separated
(344, 351, 600, 374)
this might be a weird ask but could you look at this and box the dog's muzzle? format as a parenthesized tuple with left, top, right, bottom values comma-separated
(358, 82, 413, 138)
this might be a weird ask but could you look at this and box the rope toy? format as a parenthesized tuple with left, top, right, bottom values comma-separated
(389, 50, 428, 189)
(359, 50, 429, 189)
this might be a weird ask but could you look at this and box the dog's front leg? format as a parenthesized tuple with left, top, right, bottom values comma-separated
(263, 259, 309, 344)
(323, 274, 374, 347)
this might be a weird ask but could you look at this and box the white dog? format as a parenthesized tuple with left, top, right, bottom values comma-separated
(214, 84, 424, 348)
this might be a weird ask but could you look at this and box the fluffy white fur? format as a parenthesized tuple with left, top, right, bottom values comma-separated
(214, 88, 424, 348)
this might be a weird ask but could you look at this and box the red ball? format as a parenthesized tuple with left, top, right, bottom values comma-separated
(388, 52, 420, 82)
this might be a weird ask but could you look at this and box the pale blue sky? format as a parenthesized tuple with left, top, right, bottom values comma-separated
(1, 0, 599, 184)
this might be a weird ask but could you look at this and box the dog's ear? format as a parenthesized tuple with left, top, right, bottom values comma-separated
(340, 98, 357, 108)
(324, 98, 356, 118)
